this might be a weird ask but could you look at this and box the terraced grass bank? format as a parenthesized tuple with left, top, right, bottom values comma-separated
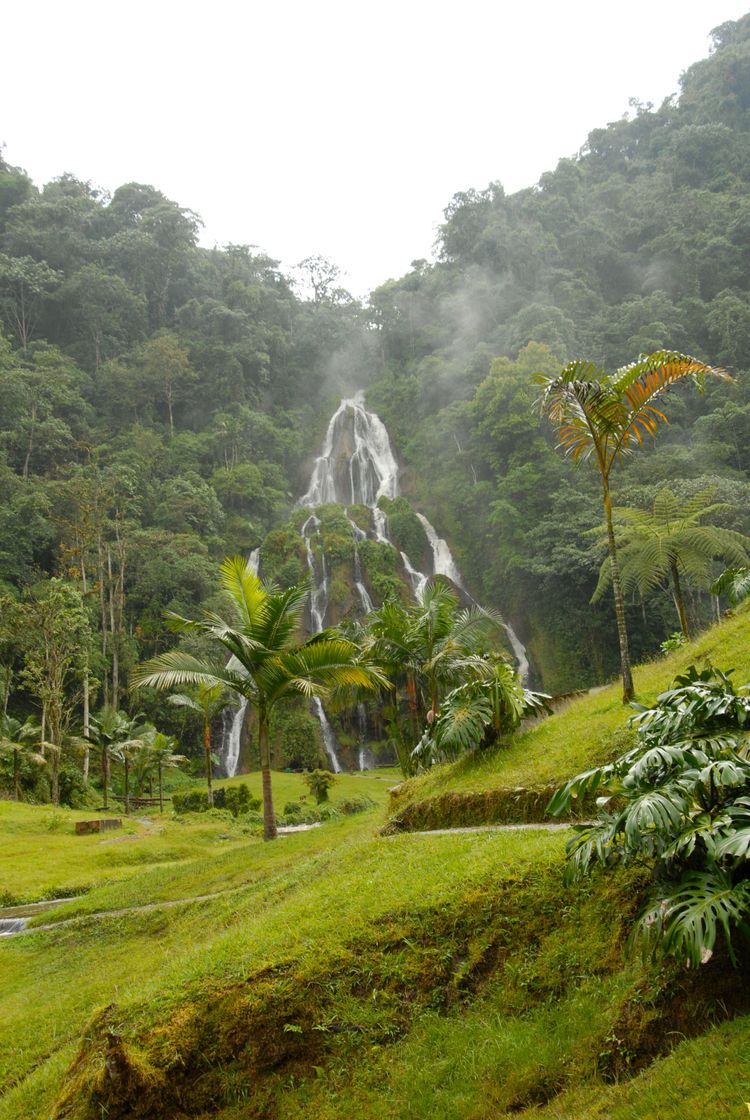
(387, 604, 750, 832)
(1, 794, 749, 1119)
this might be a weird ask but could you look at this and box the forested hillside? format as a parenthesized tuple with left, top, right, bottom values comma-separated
(2, 13, 750, 790)
(365, 14, 750, 688)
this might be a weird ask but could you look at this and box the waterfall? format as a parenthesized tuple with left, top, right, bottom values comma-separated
(298, 392, 531, 768)
(219, 547, 259, 777)
(346, 510, 374, 614)
(416, 513, 466, 591)
(301, 393, 399, 508)
(313, 697, 343, 773)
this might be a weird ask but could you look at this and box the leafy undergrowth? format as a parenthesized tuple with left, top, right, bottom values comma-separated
(388, 604, 750, 830)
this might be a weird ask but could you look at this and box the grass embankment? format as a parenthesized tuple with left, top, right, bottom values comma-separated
(387, 604, 750, 831)
(1, 777, 749, 1117)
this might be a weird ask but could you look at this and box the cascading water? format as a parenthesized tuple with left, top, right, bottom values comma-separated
(298, 393, 531, 768)
(219, 547, 259, 777)
(346, 510, 374, 614)
(415, 511, 530, 683)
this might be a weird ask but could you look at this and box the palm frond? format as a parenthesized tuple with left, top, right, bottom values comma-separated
(219, 555, 268, 626)
(131, 651, 250, 697)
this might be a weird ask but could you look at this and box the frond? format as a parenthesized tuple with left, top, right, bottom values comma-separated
(168, 694, 202, 714)
(219, 555, 268, 626)
(630, 871, 750, 967)
(711, 567, 750, 605)
(610, 352, 730, 464)
(130, 651, 250, 697)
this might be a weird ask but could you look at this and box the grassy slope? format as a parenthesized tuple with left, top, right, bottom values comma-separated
(3, 611, 750, 1118)
(390, 603, 750, 816)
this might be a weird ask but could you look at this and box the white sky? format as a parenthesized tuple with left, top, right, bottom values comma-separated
(2, 1, 748, 298)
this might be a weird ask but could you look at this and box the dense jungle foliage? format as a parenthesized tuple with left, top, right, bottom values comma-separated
(2, 13, 750, 790)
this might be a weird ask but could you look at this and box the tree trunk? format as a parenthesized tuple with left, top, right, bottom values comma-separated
(259, 710, 277, 841)
(82, 669, 90, 784)
(124, 758, 130, 815)
(13, 749, 20, 801)
(102, 746, 109, 810)
(158, 759, 163, 814)
(107, 546, 119, 708)
(603, 482, 634, 702)
(204, 720, 214, 807)
(669, 558, 690, 638)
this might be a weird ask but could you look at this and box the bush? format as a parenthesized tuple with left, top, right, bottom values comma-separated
(283, 801, 302, 815)
(337, 796, 375, 816)
(172, 789, 209, 814)
(173, 784, 260, 817)
(304, 769, 336, 803)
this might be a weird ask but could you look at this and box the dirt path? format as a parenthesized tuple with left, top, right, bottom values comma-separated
(408, 822, 586, 836)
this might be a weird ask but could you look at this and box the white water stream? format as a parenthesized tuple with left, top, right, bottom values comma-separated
(221, 393, 530, 774)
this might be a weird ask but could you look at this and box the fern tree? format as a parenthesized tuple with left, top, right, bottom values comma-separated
(591, 489, 749, 637)
(549, 665, 750, 967)
(132, 557, 389, 840)
(538, 351, 729, 701)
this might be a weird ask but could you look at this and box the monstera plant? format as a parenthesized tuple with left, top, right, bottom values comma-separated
(549, 665, 750, 967)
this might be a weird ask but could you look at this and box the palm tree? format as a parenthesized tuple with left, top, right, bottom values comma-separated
(168, 683, 226, 807)
(364, 581, 503, 775)
(131, 557, 389, 840)
(590, 489, 749, 637)
(135, 732, 187, 812)
(413, 656, 549, 769)
(0, 715, 48, 800)
(538, 351, 729, 701)
(110, 736, 147, 815)
(88, 707, 148, 810)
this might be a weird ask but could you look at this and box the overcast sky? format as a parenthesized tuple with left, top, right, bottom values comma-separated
(2, 1, 747, 297)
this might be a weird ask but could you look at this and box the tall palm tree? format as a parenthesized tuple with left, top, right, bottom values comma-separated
(131, 557, 389, 840)
(590, 489, 749, 637)
(538, 351, 729, 701)
(168, 683, 226, 806)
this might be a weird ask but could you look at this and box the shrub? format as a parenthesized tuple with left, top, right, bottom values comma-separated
(172, 789, 209, 815)
(304, 769, 336, 803)
(336, 796, 375, 816)
(173, 784, 260, 817)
